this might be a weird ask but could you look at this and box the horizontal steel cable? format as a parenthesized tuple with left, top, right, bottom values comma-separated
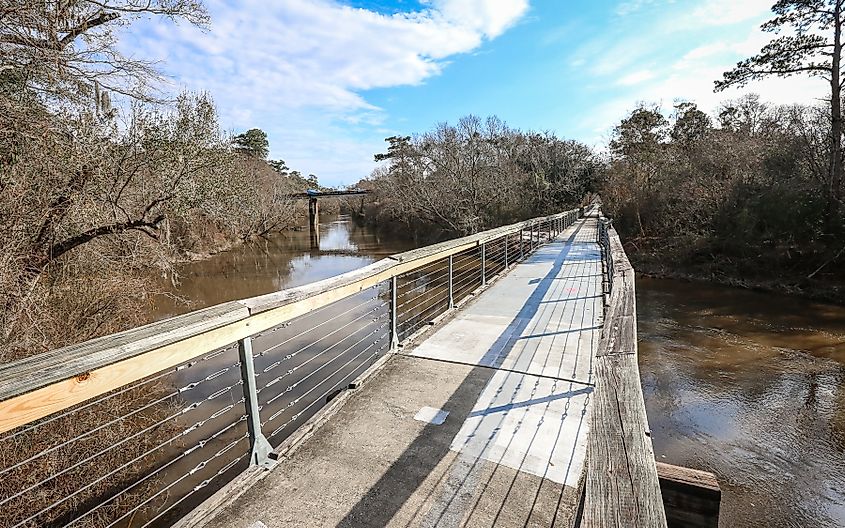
(0, 380, 244, 509)
(262, 321, 389, 417)
(0, 343, 237, 445)
(268, 338, 389, 438)
(0, 360, 241, 480)
(257, 301, 387, 380)
(254, 293, 382, 359)
(13, 404, 247, 528)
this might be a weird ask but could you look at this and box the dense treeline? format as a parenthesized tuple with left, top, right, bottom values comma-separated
(358, 98, 844, 302)
(360, 115, 601, 241)
(604, 97, 844, 301)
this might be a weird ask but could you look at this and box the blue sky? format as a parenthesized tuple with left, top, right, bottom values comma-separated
(121, 0, 825, 186)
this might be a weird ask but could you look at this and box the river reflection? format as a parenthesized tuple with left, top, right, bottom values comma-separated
(152, 216, 415, 319)
(637, 277, 845, 528)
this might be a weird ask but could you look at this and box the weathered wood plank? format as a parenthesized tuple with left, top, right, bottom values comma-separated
(656, 462, 719, 492)
(0, 301, 249, 400)
(583, 354, 666, 527)
(0, 310, 258, 434)
(581, 219, 667, 527)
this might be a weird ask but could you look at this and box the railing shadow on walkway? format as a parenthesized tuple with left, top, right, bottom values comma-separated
(334, 221, 598, 527)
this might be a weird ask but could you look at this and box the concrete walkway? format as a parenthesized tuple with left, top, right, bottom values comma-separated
(205, 217, 603, 528)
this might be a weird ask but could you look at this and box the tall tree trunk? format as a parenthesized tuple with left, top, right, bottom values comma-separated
(831, 2, 843, 229)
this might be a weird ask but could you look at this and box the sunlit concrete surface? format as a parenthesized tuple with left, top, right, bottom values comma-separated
(203, 217, 602, 528)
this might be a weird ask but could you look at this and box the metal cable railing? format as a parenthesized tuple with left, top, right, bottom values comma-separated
(0, 208, 581, 528)
(0, 344, 249, 528)
(597, 216, 614, 312)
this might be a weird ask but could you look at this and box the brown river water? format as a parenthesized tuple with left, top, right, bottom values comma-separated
(638, 277, 845, 527)
(157, 217, 845, 527)
(152, 215, 414, 319)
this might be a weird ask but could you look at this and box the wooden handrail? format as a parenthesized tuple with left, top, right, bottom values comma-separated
(581, 216, 667, 527)
(0, 209, 578, 434)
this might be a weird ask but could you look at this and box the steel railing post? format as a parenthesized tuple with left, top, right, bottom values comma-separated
(520, 228, 525, 260)
(481, 242, 487, 286)
(239, 337, 276, 469)
(448, 255, 454, 309)
(528, 223, 533, 252)
(504, 235, 509, 268)
(390, 275, 399, 349)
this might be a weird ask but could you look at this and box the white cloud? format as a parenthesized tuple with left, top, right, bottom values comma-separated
(132, 0, 528, 110)
(430, 0, 529, 37)
(120, 0, 529, 184)
(616, 0, 659, 17)
(576, 3, 825, 142)
(618, 69, 656, 86)
(688, 0, 771, 26)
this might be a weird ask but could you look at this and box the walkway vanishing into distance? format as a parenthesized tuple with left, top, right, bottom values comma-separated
(0, 207, 680, 528)
(201, 218, 604, 527)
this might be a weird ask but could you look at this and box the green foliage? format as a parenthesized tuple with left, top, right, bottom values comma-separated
(716, 0, 844, 224)
(374, 136, 411, 162)
(268, 159, 289, 175)
(233, 128, 270, 159)
(671, 102, 712, 148)
(715, 1, 839, 90)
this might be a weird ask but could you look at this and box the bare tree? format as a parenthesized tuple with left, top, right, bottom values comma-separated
(0, 0, 208, 102)
(370, 115, 597, 239)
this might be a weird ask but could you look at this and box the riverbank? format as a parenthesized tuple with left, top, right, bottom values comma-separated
(624, 238, 845, 306)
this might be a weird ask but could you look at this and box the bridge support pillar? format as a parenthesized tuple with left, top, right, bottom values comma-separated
(308, 197, 319, 230)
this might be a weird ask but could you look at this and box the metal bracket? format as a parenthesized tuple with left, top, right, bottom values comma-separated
(239, 337, 276, 470)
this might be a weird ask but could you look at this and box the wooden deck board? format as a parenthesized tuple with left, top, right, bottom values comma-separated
(408, 218, 603, 488)
(408, 218, 602, 386)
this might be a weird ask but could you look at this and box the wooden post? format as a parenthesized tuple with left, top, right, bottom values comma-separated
(656, 462, 721, 528)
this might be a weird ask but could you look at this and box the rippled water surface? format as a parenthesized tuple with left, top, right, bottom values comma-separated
(637, 278, 845, 527)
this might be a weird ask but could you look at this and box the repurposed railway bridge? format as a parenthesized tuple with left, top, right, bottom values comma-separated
(0, 206, 718, 528)
(287, 189, 370, 248)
